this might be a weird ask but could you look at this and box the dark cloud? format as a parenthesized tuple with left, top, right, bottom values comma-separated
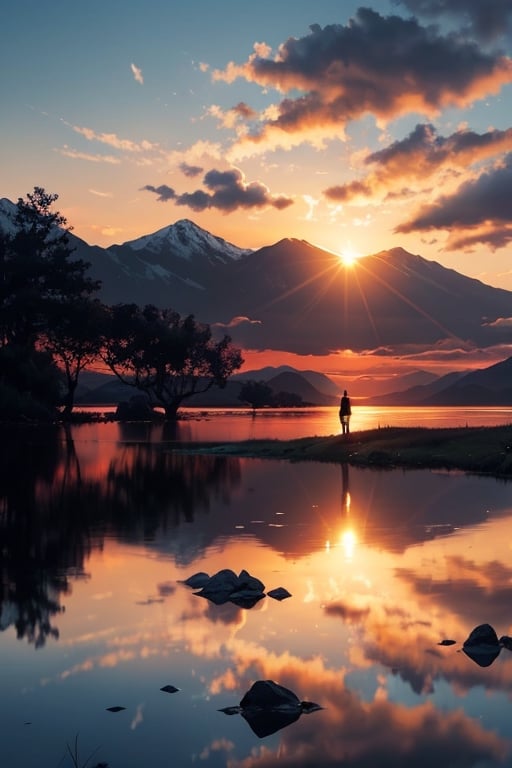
(215, 8, 512, 142)
(324, 124, 512, 202)
(324, 179, 372, 202)
(143, 169, 293, 212)
(175, 189, 211, 211)
(368, 124, 512, 168)
(395, 152, 512, 249)
(141, 184, 176, 201)
(231, 101, 257, 120)
(179, 161, 203, 178)
(394, 0, 512, 42)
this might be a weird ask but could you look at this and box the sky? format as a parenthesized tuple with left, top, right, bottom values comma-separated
(2, 0, 512, 384)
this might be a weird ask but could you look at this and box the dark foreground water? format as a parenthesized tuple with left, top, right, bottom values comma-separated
(2, 413, 512, 767)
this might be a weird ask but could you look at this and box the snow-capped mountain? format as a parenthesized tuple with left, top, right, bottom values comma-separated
(2, 196, 512, 362)
(0, 198, 18, 236)
(124, 218, 252, 262)
(54, 217, 253, 311)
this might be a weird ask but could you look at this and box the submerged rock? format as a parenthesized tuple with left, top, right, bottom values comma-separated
(240, 680, 304, 710)
(463, 623, 501, 667)
(181, 572, 211, 589)
(193, 568, 266, 607)
(219, 680, 322, 738)
(267, 587, 292, 601)
(499, 635, 512, 651)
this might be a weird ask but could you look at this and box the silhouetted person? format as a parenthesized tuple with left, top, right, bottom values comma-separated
(339, 390, 351, 435)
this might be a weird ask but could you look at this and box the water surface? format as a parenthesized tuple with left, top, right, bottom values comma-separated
(1, 418, 512, 767)
(79, 404, 512, 443)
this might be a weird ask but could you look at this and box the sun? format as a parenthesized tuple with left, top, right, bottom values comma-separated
(339, 245, 361, 267)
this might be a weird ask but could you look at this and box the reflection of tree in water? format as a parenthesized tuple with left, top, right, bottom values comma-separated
(0, 425, 90, 647)
(0, 427, 241, 646)
(104, 447, 241, 537)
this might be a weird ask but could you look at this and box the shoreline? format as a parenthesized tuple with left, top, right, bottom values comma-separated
(171, 424, 512, 477)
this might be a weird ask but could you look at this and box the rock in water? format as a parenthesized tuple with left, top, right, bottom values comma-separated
(181, 572, 210, 589)
(463, 623, 501, 667)
(240, 680, 301, 711)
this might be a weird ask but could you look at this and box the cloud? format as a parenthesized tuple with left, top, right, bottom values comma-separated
(141, 184, 176, 202)
(179, 161, 203, 178)
(143, 167, 294, 213)
(72, 124, 158, 153)
(483, 317, 512, 329)
(130, 62, 144, 84)
(324, 123, 512, 203)
(213, 316, 262, 329)
(213, 9, 512, 153)
(88, 189, 113, 198)
(395, 152, 512, 249)
(56, 147, 121, 164)
(394, 0, 512, 42)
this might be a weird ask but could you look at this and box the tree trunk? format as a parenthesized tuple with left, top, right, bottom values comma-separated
(164, 401, 180, 421)
(61, 381, 77, 420)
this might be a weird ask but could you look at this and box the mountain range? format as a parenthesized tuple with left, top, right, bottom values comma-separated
(2, 197, 512, 405)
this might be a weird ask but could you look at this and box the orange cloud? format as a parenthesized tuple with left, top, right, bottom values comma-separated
(213, 9, 512, 155)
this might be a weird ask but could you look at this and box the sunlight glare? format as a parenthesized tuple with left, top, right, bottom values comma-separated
(340, 528, 357, 560)
(339, 245, 361, 267)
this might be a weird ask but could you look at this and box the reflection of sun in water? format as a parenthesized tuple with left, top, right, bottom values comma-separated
(340, 528, 357, 560)
(339, 246, 361, 267)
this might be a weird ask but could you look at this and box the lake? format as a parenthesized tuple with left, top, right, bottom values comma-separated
(2, 410, 512, 767)
(78, 404, 512, 442)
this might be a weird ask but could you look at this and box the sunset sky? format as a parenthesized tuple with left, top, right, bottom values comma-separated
(2, 0, 512, 382)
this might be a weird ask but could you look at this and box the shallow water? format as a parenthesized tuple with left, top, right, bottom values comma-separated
(78, 404, 512, 443)
(2, 423, 512, 767)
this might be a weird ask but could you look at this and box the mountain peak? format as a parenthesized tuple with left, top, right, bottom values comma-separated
(121, 218, 253, 262)
(0, 198, 18, 235)
(371, 246, 419, 262)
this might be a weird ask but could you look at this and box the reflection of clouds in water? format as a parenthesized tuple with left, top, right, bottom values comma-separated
(92, 591, 113, 601)
(214, 645, 509, 767)
(130, 703, 145, 730)
(197, 737, 235, 761)
(205, 600, 246, 626)
(157, 581, 176, 597)
(331, 591, 512, 697)
(325, 602, 370, 628)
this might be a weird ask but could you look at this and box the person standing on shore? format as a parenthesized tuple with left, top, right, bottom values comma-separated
(339, 390, 352, 435)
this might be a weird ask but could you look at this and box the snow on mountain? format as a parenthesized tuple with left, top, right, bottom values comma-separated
(0, 198, 18, 236)
(122, 218, 253, 262)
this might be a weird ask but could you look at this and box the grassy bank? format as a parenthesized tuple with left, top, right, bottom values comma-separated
(174, 425, 512, 477)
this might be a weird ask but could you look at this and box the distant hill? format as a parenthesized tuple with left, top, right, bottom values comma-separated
(76, 366, 337, 407)
(425, 356, 512, 406)
(368, 357, 512, 406)
(234, 366, 340, 398)
(265, 371, 338, 405)
(352, 369, 439, 399)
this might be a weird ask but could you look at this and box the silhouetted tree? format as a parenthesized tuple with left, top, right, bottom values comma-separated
(0, 187, 100, 348)
(238, 379, 274, 411)
(0, 188, 102, 419)
(42, 299, 108, 418)
(273, 390, 304, 407)
(0, 344, 63, 420)
(102, 303, 244, 419)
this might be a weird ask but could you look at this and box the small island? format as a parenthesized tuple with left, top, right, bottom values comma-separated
(174, 425, 512, 478)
